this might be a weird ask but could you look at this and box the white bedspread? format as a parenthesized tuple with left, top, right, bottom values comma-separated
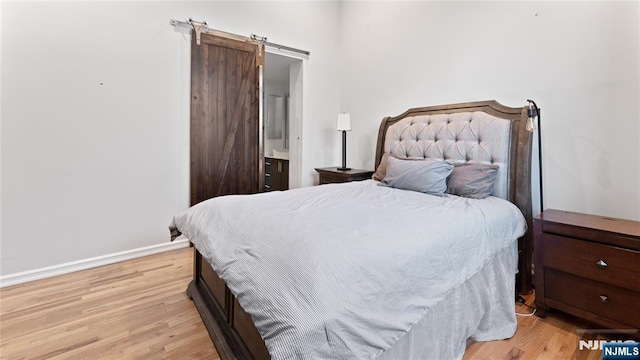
(169, 180, 526, 359)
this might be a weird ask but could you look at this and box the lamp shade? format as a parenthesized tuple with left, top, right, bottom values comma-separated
(337, 113, 351, 131)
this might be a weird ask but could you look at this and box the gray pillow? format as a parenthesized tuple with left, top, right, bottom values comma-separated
(446, 163, 499, 199)
(381, 157, 453, 196)
(373, 154, 437, 181)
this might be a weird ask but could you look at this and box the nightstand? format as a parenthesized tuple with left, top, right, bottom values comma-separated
(533, 209, 640, 329)
(315, 167, 374, 185)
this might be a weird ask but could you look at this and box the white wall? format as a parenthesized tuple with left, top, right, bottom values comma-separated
(0, 1, 341, 275)
(2, 1, 638, 278)
(339, 1, 640, 221)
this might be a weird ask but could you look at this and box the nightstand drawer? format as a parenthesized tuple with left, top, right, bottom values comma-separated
(545, 269, 640, 327)
(543, 234, 640, 292)
(319, 173, 350, 184)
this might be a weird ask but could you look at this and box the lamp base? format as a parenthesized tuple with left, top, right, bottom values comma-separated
(337, 167, 351, 171)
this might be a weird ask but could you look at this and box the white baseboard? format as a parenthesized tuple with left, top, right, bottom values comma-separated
(0, 239, 190, 288)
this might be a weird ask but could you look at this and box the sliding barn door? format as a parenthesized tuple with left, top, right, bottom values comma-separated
(190, 32, 264, 206)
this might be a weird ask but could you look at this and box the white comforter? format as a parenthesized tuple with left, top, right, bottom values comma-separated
(169, 180, 526, 359)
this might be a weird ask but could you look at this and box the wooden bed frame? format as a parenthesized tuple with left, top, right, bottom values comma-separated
(186, 100, 533, 360)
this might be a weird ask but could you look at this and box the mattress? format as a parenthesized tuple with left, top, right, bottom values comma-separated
(170, 180, 526, 359)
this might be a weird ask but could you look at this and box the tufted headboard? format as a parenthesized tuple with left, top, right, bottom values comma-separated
(383, 111, 513, 199)
(374, 100, 533, 293)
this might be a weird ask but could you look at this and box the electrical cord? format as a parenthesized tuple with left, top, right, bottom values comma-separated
(517, 297, 536, 310)
(521, 302, 535, 310)
(516, 308, 537, 317)
(515, 293, 537, 316)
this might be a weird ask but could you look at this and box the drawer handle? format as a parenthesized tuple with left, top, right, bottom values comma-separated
(599, 295, 609, 304)
(596, 259, 608, 268)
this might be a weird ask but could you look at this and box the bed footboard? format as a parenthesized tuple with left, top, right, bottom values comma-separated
(189, 250, 270, 360)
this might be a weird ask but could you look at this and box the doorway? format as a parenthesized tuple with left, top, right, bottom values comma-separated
(263, 51, 304, 190)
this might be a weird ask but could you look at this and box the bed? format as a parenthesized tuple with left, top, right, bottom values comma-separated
(170, 100, 534, 360)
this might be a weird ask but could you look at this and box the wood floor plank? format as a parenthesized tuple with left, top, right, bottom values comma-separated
(0, 248, 218, 360)
(1, 247, 619, 359)
(464, 294, 611, 360)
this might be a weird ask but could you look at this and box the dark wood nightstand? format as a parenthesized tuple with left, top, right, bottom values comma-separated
(315, 167, 374, 185)
(533, 209, 640, 329)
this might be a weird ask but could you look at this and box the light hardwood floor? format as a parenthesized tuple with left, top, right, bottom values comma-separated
(0, 248, 217, 359)
(1, 248, 609, 359)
